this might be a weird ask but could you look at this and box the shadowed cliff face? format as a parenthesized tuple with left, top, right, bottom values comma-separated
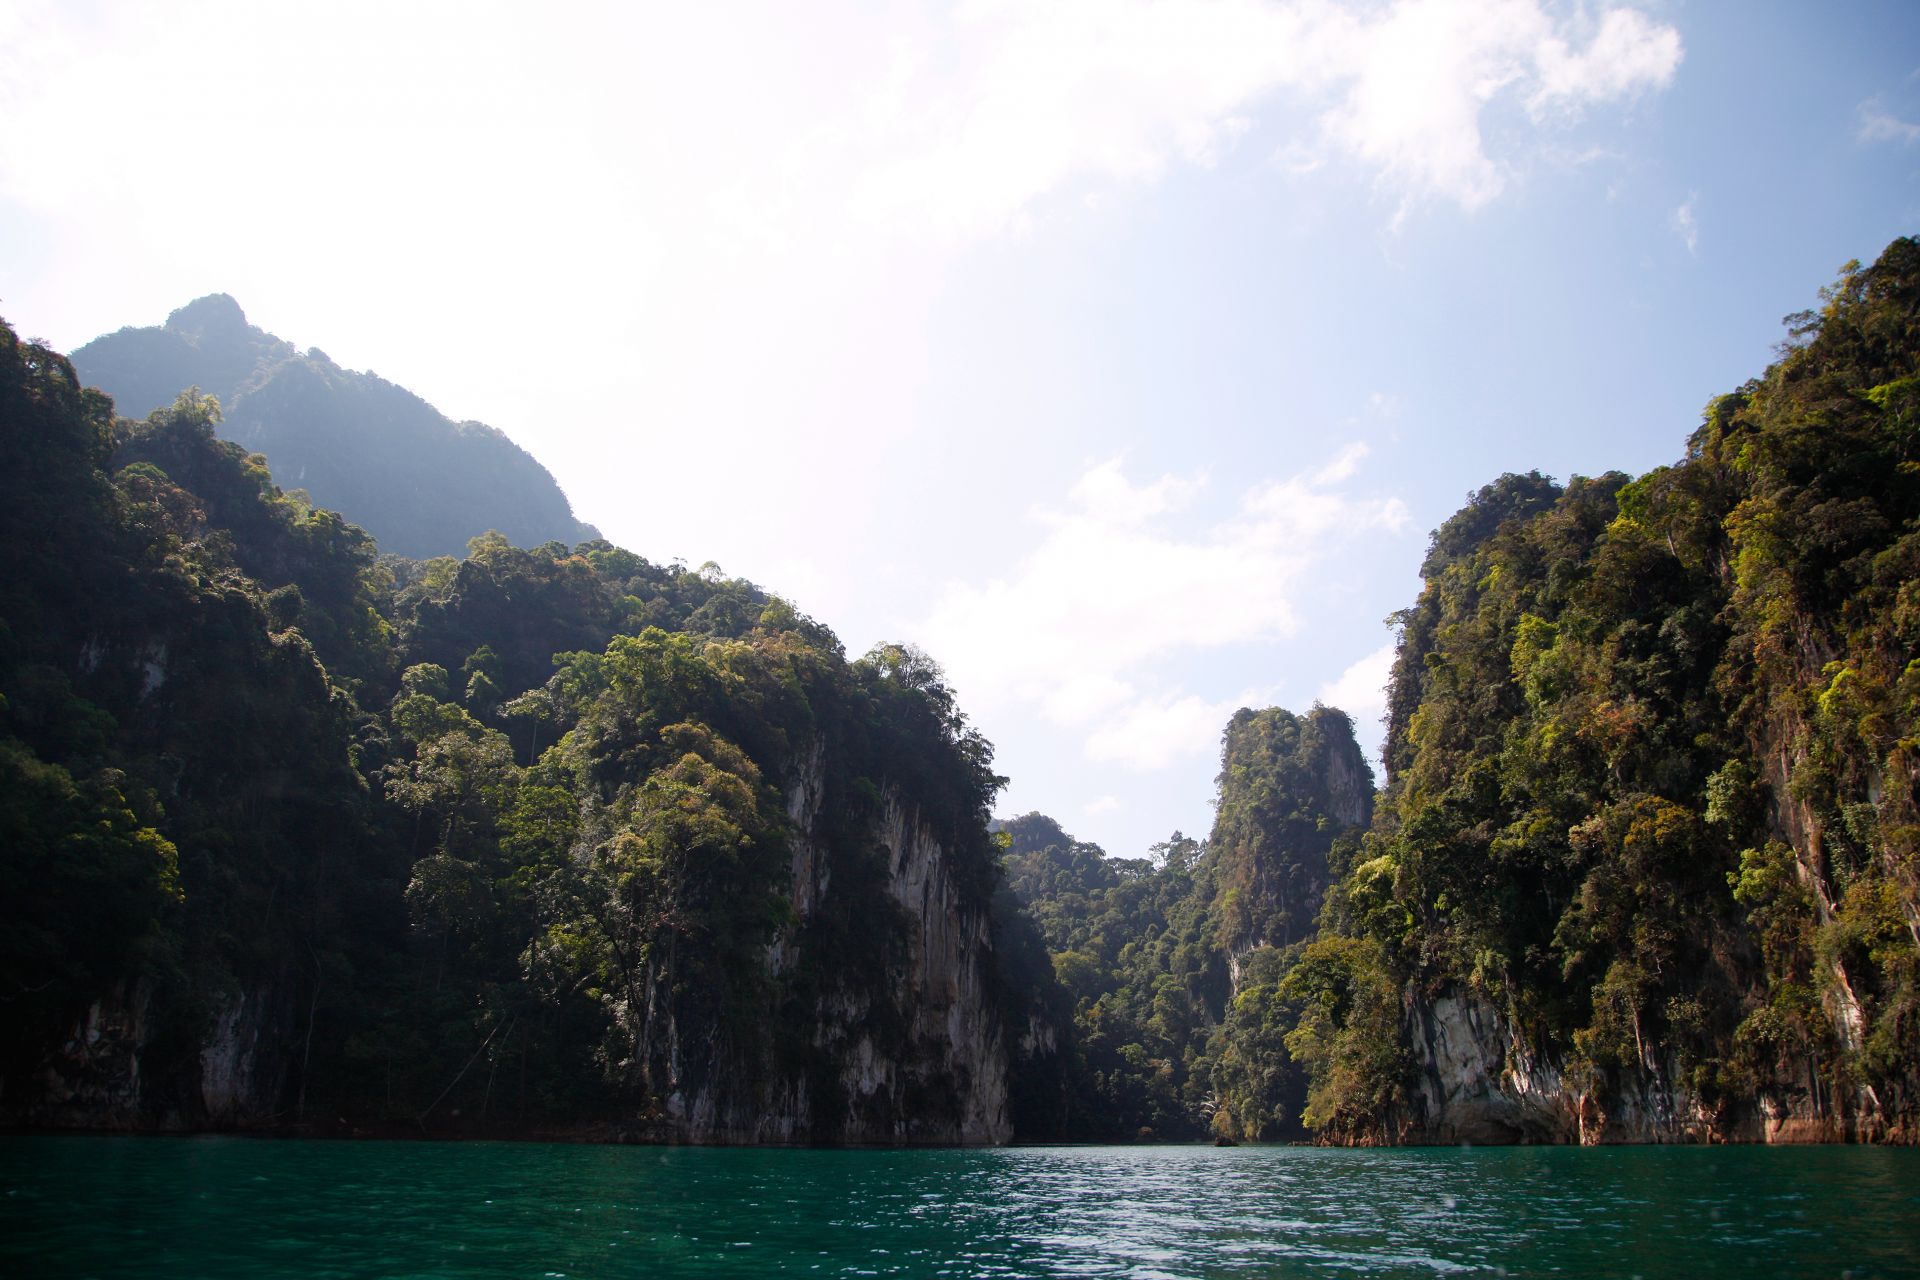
(5, 640, 1030, 1148)
(72, 296, 595, 558)
(637, 761, 1012, 1145)
(18, 771, 1021, 1146)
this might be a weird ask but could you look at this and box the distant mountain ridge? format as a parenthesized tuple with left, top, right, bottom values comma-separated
(73, 295, 596, 558)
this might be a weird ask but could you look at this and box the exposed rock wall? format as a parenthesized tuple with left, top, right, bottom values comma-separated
(10, 981, 289, 1132)
(198, 986, 291, 1125)
(18, 985, 155, 1130)
(625, 743, 1013, 1146)
(1378, 698, 1914, 1148)
(870, 792, 1012, 1144)
(1397, 988, 1902, 1145)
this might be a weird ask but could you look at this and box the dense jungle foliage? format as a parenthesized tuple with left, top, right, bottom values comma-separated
(0, 321, 1014, 1134)
(72, 295, 595, 558)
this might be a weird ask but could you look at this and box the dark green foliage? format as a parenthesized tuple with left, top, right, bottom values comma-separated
(998, 710, 1374, 1143)
(391, 538, 820, 722)
(73, 296, 595, 558)
(995, 704, 1374, 1143)
(996, 813, 1222, 1138)
(110, 393, 392, 688)
(988, 861, 1077, 1138)
(0, 741, 181, 1061)
(0, 325, 390, 1120)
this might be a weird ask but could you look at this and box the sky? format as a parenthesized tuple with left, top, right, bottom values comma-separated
(3, 0, 1918, 856)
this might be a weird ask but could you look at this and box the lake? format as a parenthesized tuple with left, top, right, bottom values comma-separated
(2, 1137, 1915, 1278)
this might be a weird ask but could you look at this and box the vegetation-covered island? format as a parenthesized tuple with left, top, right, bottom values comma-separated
(2, 240, 1916, 1146)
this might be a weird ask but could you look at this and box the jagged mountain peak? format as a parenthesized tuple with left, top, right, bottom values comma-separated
(73, 301, 595, 559)
(164, 292, 250, 340)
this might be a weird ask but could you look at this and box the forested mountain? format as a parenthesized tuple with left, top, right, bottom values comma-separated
(72, 296, 596, 558)
(0, 324, 1051, 1141)
(5, 237, 1916, 1148)
(1004, 239, 1920, 1147)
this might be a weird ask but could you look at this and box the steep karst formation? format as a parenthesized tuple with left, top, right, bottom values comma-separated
(1288, 240, 1920, 1145)
(1212, 706, 1375, 963)
(998, 240, 1920, 1148)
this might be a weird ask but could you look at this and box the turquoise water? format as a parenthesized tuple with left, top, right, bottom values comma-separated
(1, 1138, 1915, 1278)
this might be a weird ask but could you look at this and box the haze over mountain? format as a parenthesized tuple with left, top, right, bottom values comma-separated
(72, 295, 596, 559)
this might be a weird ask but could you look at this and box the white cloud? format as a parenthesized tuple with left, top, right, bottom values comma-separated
(1673, 195, 1699, 254)
(1365, 390, 1404, 419)
(0, 2, 1687, 391)
(1311, 440, 1372, 485)
(1086, 690, 1268, 772)
(1308, 0, 1681, 220)
(913, 444, 1407, 773)
(1531, 8, 1684, 111)
(1858, 98, 1920, 145)
(1085, 794, 1123, 816)
(1318, 640, 1395, 787)
(824, 0, 1683, 238)
(1043, 669, 1140, 726)
(1066, 459, 1207, 526)
(1318, 642, 1397, 762)
(0, 2, 1674, 719)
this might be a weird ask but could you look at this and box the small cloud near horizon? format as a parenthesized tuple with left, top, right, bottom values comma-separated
(1318, 641, 1397, 772)
(1673, 195, 1699, 254)
(913, 443, 1407, 777)
(1858, 96, 1920, 146)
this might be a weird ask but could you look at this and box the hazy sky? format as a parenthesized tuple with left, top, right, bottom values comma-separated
(4, 1, 1918, 855)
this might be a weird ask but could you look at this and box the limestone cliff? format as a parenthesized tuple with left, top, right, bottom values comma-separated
(11, 752, 1022, 1144)
(3, 314, 1038, 1146)
(1337, 242, 1920, 1149)
(626, 744, 1013, 1145)
(12, 981, 292, 1132)
(1378, 656, 1912, 1146)
(1396, 984, 1903, 1145)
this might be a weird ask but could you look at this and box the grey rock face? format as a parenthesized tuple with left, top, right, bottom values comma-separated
(1401, 986, 1891, 1145)
(646, 746, 1011, 1146)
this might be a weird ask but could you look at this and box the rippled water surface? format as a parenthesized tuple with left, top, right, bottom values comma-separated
(2, 1137, 1916, 1278)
